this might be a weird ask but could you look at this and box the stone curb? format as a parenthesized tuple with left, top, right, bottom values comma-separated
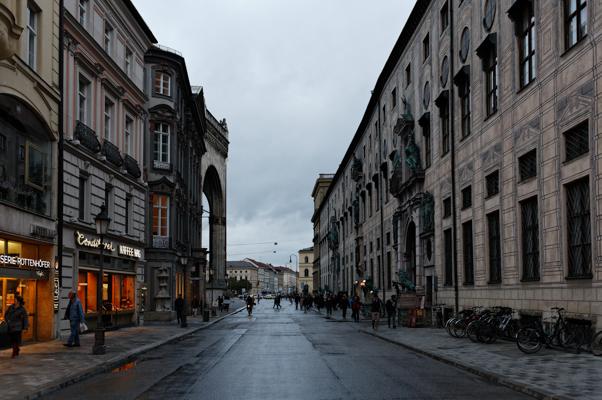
(24, 306, 246, 400)
(359, 328, 572, 400)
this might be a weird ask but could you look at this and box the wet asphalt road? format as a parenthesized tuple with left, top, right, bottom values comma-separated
(44, 302, 530, 400)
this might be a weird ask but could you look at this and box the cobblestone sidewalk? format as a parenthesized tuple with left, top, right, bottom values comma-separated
(0, 303, 245, 400)
(359, 325, 602, 400)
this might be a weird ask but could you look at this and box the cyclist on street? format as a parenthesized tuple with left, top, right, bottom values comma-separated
(246, 295, 255, 316)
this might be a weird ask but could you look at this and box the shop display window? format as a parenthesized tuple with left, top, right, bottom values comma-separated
(78, 270, 133, 314)
(0, 278, 37, 341)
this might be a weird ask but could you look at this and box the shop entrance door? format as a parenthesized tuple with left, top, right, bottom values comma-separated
(0, 278, 37, 345)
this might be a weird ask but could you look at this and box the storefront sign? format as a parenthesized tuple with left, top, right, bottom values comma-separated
(53, 260, 59, 312)
(119, 245, 142, 258)
(75, 231, 115, 251)
(0, 254, 51, 269)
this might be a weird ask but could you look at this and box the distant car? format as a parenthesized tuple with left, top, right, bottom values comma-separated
(238, 295, 244, 299)
(264, 294, 275, 299)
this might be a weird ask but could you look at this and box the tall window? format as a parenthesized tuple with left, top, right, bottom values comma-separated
(487, 211, 501, 284)
(391, 87, 397, 108)
(405, 64, 411, 86)
(154, 71, 171, 96)
(422, 121, 431, 168)
(104, 98, 114, 142)
(564, 121, 589, 161)
(104, 22, 113, 55)
(104, 183, 113, 217)
(565, 0, 587, 49)
(78, 173, 88, 221)
(423, 33, 430, 61)
(566, 178, 591, 278)
(461, 186, 472, 209)
(124, 116, 133, 155)
(462, 221, 474, 285)
(444, 229, 453, 286)
(153, 123, 170, 164)
(443, 197, 451, 218)
(78, 0, 87, 26)
(125, 194, 131, 234)
(517, 3, 536, 87)
(460, 80, 471, 137)
(304, 269, 309, 277)
(26, 4, 38, 70)
(152, 194, 169, 237)
(441, 102, 450, 155)
(125, 48, 133, 77)
(484, 47, 498, 116)
(486, 170, 499, 197)
(440, 2, 449, 32)
(78, 75, 90, 124)
(521, 197, 539, 281)
(518, 149, 537, 181)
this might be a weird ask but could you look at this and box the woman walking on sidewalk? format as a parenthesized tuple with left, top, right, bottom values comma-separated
(351, 295, 361, 322)
(371, 292, 383, 330)
(4, 295, 28, 358)
(339, 293, 349, 319)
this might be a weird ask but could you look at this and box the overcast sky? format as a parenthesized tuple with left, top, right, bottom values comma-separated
(134, 0, 412, 268)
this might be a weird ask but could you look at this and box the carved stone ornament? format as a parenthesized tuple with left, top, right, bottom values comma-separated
(351, 156, 363, 182)
(420, 192, 434, 234)
(0, 5, 23, 60)
(404, 134, 422, 174)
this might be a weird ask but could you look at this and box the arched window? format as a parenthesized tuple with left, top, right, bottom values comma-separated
(304, 256, 309, 263)
(304, 269, 309, 277)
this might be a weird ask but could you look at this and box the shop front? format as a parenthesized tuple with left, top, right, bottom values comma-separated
(74, 231, 142, 330)
(0, 237, 55, 349)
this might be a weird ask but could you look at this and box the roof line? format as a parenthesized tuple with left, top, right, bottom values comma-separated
(315, 0, 431, 216)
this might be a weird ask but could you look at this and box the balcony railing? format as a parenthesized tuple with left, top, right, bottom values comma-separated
(124, 154, 141, 179)
(153, 236, 170, 249)
(74, 121, 101, 153)
(101, 139, 124, 168)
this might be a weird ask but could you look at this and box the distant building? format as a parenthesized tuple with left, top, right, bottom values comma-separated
(245, 258, 278, 294)
(298, 247, 314, 294)
(226, 260, 258, 295)
(311, 174, 333, 291)
(273, 266, 297, 294)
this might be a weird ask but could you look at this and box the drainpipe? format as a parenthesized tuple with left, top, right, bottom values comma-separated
(449, 0, 459, 313)
(377, 100, 386, 301)
(57, 0, 64, 288)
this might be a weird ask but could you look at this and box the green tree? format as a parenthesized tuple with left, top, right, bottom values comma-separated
(228, 277, 252, 293)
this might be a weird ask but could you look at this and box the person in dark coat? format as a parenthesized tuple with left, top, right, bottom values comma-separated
(246, 295, 255, 316)
(5, 295, 28, 358)
(371, 293, 383, 330)
(351, 295, 361, 322)
(386, 295, 397, 328)
(63, 291, 85, 348)
(294, 293, 300, 310)
(174, 295, 185, 326)
(339, 294, 349, 319)
(191, 296, 201, 317)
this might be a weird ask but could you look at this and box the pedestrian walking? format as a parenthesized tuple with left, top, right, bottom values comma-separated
(371, 292, 383, 330)
(246, 295, 255, 316)
(294, 293, 300, 310)
(325, 294, 333, 317)
(339, 293, 348, 319)
(63, 291, 85, 348)
(175, 294, 185, 327)
(5, 295, 28, 357)
(218, 296, 224, 312)
(191, 296, 201, 317)
(386, 295, 397, 328)
(351, 295, 361, 322)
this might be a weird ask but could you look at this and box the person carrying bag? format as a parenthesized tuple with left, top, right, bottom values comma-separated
(4, 295, 28, 358)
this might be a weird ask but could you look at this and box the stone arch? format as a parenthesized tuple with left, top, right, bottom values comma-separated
(202, 165, 226, 292)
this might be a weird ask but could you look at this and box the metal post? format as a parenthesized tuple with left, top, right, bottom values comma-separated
(92, 235, 106, 354)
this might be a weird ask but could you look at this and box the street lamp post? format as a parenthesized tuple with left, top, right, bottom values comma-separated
(289, 253, 298, 293)
(93, 204, 110, 355)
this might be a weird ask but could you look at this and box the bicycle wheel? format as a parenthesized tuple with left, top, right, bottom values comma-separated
(466, 320, 480, 343)
(516, 328, 543, 354)
(592, 331, 602, 356)
(559, 327, 579, 349)
(477, 323, 497, 344)
(451, 319, 468, 338)
(445, 318, 457, 337)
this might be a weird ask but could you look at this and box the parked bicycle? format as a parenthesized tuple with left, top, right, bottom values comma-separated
(516, 307, 574, 354)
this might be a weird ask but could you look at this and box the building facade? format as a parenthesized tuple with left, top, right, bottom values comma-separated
(298, 247, 314, 294)
(143, 45, 206, 319)
(60, 0, 156, 333)
(315, 0, 602, 329)
(0, 0, 61, 345)
(311, 174, 332, 292)
(226, 260, 258, 296)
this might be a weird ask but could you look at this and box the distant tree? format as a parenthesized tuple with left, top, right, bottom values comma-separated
(228, 277, 252, 293)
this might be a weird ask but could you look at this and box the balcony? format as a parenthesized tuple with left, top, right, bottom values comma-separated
(102, 139, 123, 168)
(74, 121, 101, 153)
(124, 154, 141, 179)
